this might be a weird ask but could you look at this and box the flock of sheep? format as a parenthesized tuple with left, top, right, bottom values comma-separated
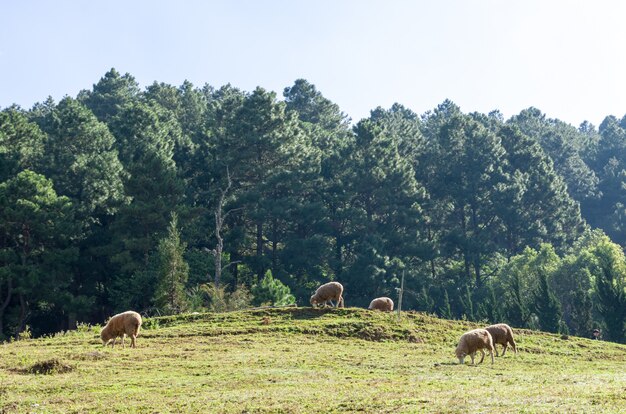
(309, 281, 394, 311)
(100, 281, 517, 365)
(306, 281, 517, 365)
(455, 323, 517, 365)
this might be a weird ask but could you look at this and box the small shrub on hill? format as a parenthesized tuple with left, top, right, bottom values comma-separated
(251, 270, 295, 307)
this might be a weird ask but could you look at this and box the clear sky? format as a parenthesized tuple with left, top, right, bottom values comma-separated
(1, 0, 625, 127)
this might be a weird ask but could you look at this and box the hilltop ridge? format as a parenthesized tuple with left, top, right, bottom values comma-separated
(1, 308, 625, 413)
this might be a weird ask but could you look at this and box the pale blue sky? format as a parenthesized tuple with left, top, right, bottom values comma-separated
(1, 0, 625, 127)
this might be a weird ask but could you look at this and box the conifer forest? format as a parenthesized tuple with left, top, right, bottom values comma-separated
(2, 69, 626, 342)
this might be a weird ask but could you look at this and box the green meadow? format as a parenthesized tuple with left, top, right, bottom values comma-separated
(1, 308, 625, 413)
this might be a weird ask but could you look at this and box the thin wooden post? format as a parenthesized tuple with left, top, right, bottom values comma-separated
(397, 270, 405, 319)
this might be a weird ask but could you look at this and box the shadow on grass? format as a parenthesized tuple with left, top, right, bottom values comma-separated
(433, 362, 458, 367)
(12, 359, 74, 375)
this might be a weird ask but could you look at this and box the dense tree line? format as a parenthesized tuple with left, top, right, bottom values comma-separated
(2, 69, 626, 342)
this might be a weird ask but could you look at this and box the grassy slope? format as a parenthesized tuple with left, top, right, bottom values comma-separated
(1, 308, 626, 413)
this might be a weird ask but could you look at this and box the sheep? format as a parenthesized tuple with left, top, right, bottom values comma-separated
(368, 297, 394, 311)
(455, 328, 495, 365)
(485, 323, 517, 356)
(310, 281, 344, 308)
(100, 311, 142, 348)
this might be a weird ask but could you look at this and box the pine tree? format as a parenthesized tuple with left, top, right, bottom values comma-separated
(439, 289, 453, 319)
(106, 100, 185, 285)
(209, 87, 320, 283)
(420, 101, 507, 289)
(592, 240, 626, 343)
(251, 270, 296, 306)
(282, 79, 351, 288)
(0, 107, 46, 182)
(460, 285, 475, 321)
(30, 97, 128, 325)
(79, 68, 140, 124)
(509, 107, 599, 203)
(154, 213, 190, 315)
(36, 97, 128, 220)
(568, 278, 593, 336)
(339, 119, 426, 304)
(0, 171, 78, 337)
(505, 272, 529, 328)
(534, 271, 563, 333)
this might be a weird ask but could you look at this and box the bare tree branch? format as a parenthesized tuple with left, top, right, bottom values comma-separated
(210, 165, 242, 286)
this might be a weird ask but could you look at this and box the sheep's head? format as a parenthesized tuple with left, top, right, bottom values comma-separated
(455, 347, 467, 364)
(456, 354, 466, 364)
(100, 329, 111, 346)
(310, 295, 318, 307)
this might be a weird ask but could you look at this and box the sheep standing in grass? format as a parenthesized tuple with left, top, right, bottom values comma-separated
(368, 297, 394, 311)
(310, 282, 344, 308)
(101, 311, 142, 348)
(455, 328, 495, 365)
(485, 323, 517, 356)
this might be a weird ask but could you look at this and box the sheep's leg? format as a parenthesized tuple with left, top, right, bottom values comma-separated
(510, 340, 517, 354)
(130, 334, 137, 348)
(470, 352, 475, 365)
(489, 348, 495, 364)
(121, 334, 126, 349)
(478, 349, 485, 364)
(329, 300, 336, 307)
(501, 343, 507, 356)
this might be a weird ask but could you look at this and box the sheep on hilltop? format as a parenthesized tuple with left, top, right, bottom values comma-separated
(368, 297, 394, 311)
(310, 282, 344, 308)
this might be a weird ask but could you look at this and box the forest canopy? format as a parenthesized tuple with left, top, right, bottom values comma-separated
(2, 69, 626, 342)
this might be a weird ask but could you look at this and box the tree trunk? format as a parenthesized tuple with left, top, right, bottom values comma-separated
(474, 255, 482, 289)
(214, 209, 223, 287)
(271, 217, 278, 273)
(470, 204, 482, 287)
(231, 250, 240, 286)
(0, 277, 13, 337)
(256, 218, 264, 279)
(18, 293, 27, 334)
(334, 232, 343, 276)
(427, 225, 437, 280)
(459, 205, 471, 282)
(67, 313, 77, 330)
(211, 167, 237, 287)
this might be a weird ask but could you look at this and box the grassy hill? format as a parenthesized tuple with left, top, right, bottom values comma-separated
(1, 308, 626, 413)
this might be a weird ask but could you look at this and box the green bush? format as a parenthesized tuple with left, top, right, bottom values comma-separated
(252, 271, 296, 307)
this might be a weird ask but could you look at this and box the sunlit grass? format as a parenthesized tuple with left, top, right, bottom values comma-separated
(1, 308, 625, 413)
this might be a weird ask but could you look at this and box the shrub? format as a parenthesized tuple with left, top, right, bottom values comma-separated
(251, 270, 296, 307)
(192, 283, 252, 312)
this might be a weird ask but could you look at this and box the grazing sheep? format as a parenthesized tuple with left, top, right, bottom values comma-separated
(455, 328, 495, 365)
(368, 297, 394, 311)
(101, 311, 142, 348)
(310, 282, 344, 308)
(485, 323, 517, 357)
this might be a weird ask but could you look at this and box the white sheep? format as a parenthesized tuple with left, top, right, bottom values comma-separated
(310, 281, 344, 308)
(100, 310, 142, 348)
(368, 297, 394, 311)
(485, 323, 517, 357)
(455, 328, 495, 365)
